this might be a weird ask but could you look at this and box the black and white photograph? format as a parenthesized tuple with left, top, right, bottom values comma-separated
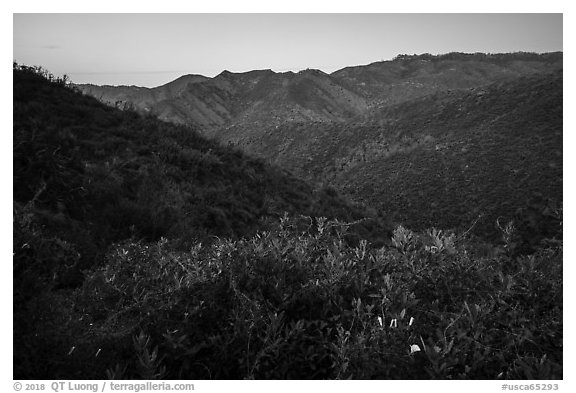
(10, 4, 566, 385)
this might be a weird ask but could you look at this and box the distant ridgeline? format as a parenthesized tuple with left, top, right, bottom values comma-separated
(391, 51, 561, 62)
(77, 52, 563, 242)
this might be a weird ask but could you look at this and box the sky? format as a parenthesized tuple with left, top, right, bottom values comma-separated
(13, 13, 563, 87)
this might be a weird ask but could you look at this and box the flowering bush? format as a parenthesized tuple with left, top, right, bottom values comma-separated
(21, 215, 560, 379)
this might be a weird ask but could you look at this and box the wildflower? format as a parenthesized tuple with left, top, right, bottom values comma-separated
(410, 344, 421, 354)
(409, 317, 414, 326)
(389, 318, 397, 328)
(377, 316, 383, 326)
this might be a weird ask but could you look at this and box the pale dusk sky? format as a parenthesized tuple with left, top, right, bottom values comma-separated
(13, 13, 562, 87)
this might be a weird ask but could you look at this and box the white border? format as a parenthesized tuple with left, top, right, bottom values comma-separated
(4, 2, 572, 391)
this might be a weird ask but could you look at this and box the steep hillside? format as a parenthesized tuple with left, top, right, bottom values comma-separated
(336, 71, 563, 244)
(13, 64, 390, 284)
(220, 71, 562, 244)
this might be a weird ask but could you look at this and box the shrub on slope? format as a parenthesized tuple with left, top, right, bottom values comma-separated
(15, 216, 562, 379)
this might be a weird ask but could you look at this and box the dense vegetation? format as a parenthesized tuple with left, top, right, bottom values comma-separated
(13, 64, 562, 379)
(338, 71, 563, 247)
(223, 71, 562, 248)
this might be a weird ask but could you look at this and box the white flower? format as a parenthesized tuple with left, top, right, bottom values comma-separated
(410, 344, 421, 354)
(377, 316, 383, 326)
(409, 317, 415, 326)
(389, 318, 397, 328)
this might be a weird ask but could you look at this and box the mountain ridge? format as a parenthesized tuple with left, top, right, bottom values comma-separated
(77, 52, 562, 129)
